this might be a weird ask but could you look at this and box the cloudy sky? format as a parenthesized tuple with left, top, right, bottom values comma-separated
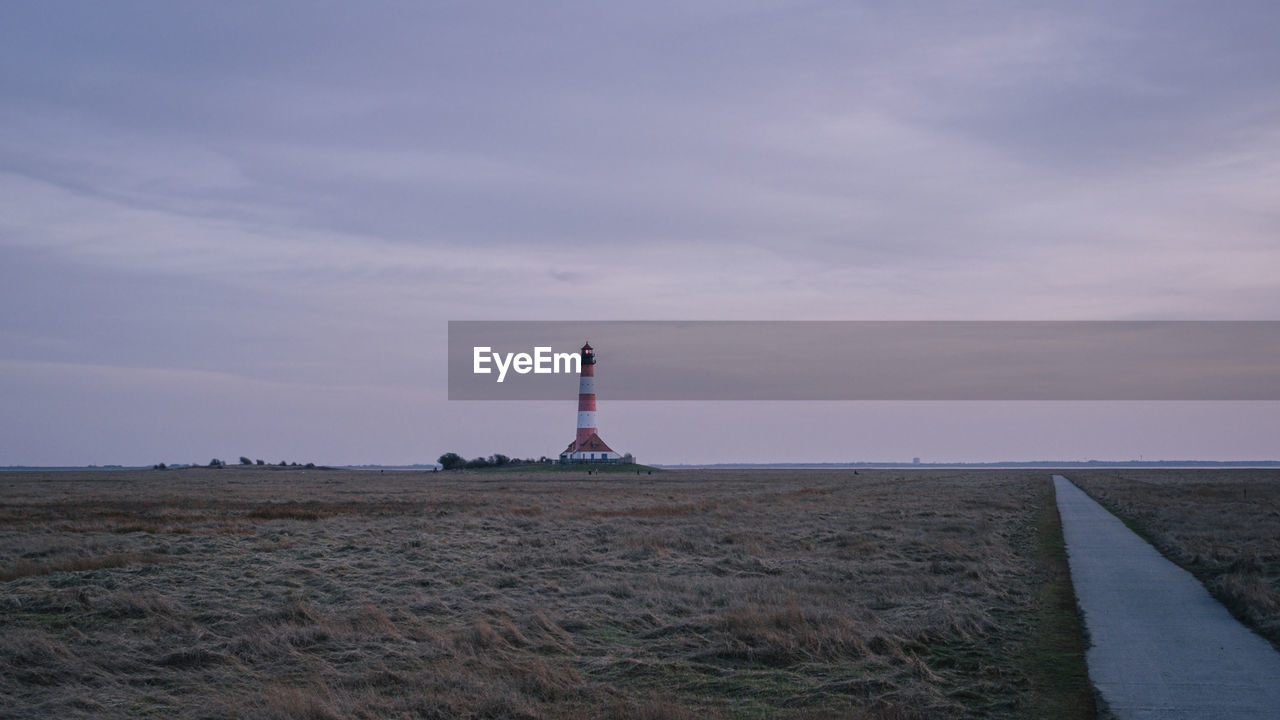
(3, 1, 1278, 465)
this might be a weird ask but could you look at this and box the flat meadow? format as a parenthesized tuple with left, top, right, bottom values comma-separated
(1, 468, 1092, 719)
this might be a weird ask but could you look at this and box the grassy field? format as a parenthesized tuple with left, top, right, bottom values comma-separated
(1070, 469, 1280, 650)
(1, 468, 1092, 719)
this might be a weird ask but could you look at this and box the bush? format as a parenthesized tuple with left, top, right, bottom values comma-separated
(437, 452, 544, 470)
(239, 457, 252, 466)
(209, 459, 225, 469)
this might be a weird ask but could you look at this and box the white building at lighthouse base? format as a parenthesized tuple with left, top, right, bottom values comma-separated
(559, 433, 626, 463)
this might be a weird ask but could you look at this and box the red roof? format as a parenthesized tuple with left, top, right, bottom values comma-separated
(562, 432, 615, 454)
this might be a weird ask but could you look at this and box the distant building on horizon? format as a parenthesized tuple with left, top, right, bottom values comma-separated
(559, 342, 633, 464)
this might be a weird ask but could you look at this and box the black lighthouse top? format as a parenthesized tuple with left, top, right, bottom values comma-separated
(581, 342, 595, 365)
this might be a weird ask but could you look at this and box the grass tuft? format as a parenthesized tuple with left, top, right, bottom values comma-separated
(1, 550, 167, 582)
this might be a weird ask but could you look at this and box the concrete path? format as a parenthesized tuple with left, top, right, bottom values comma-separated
(1053, 475, 1280, 719)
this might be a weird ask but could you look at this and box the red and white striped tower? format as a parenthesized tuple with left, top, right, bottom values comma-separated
(560, 341, 622, 462)
(576, 342, 598, 445)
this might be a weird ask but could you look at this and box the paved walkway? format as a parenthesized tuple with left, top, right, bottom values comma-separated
(1053, 475, 1280, 719)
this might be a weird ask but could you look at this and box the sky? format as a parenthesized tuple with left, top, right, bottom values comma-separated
(2, 1, 1279, 466)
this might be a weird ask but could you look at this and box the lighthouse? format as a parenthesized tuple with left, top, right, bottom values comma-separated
(559, 342, 626, 463)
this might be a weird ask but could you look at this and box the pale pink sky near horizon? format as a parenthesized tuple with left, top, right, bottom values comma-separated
(3, 2, 1279, 465)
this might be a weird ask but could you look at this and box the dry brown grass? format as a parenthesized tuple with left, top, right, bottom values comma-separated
(1070, 469, 1280, 648)
(0, 551, 168, 582)
(1, 467, 1086, 718)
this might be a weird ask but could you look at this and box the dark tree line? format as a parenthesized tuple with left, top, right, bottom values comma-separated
(436, 453, 553, 470)
(153, 458, 317, 470)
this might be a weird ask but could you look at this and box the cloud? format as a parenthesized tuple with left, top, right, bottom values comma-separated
(2, 1, 1279, 462)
